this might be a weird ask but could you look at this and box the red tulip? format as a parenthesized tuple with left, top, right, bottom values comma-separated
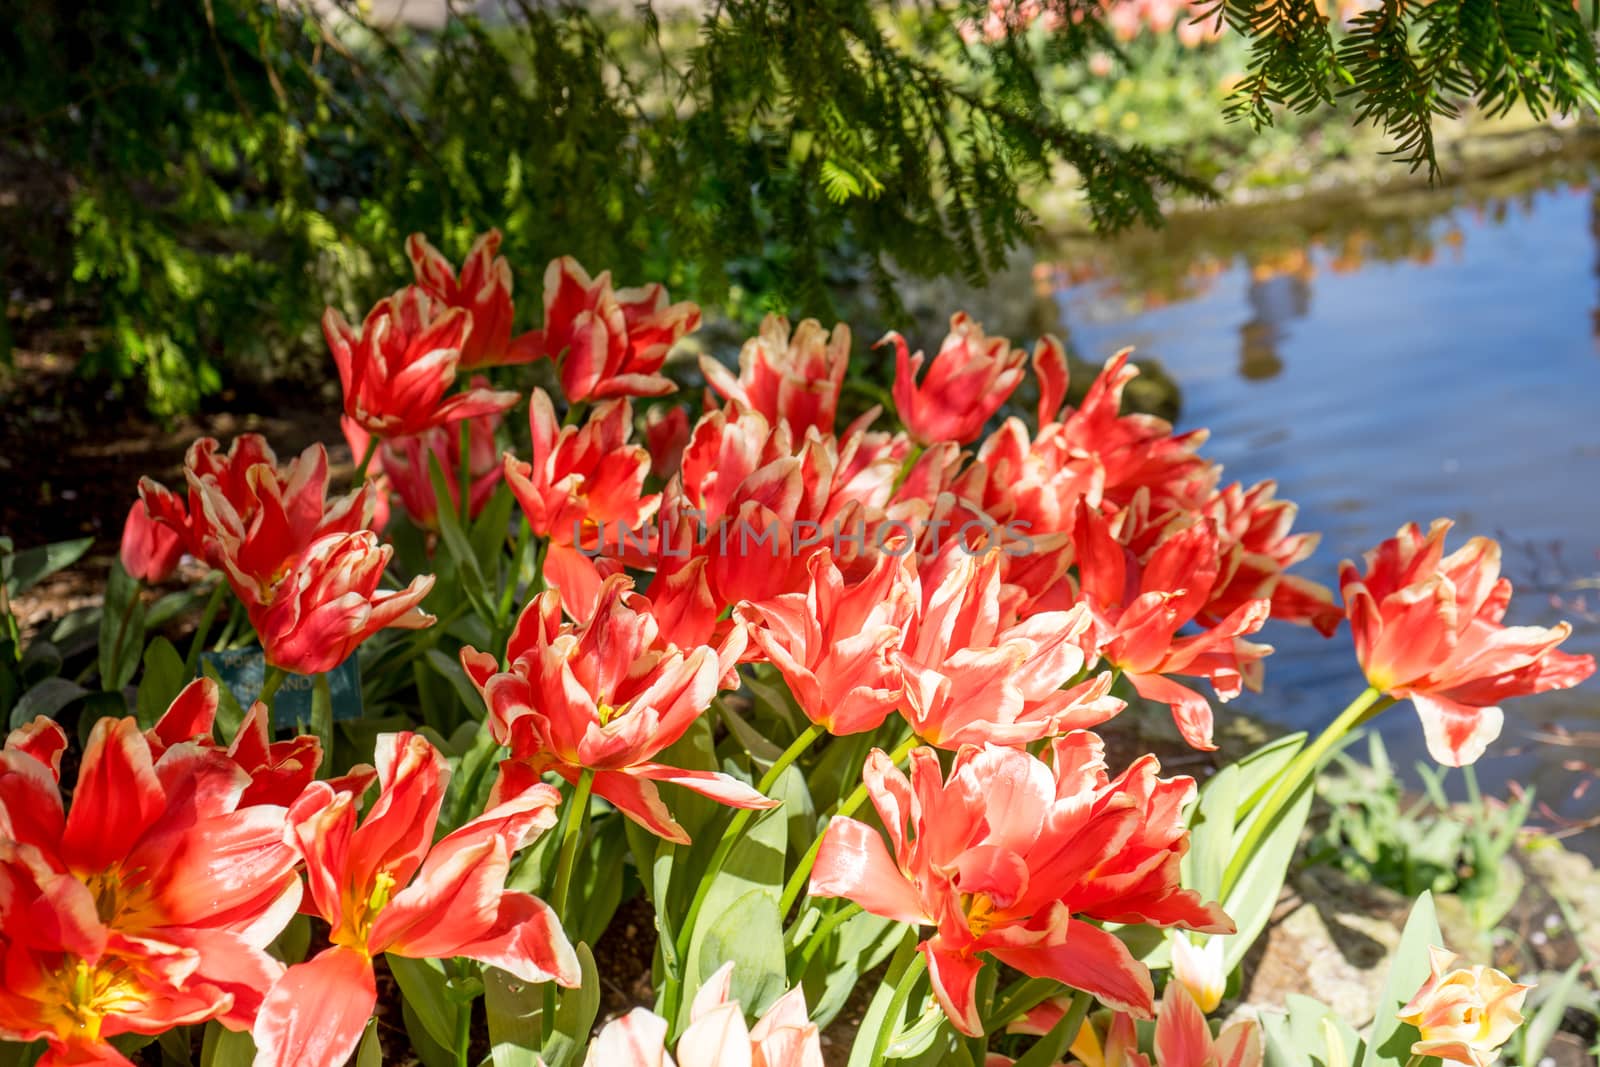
(119, 499, 185, 583)
(887, 313, 1027, 445)
(1072, 503, 1272, 752)
(145, 678, 374, 807)
(701, 314, 851, 437)
(533, 256, 700, 402)
(896, 547, 1122, 748)
(1341, 520, 1596, 766)
(810, 735, 1231, 1036)
(243, 529, 435, 675)
(0, 840, 245, 1066)
(1203, 481, 1341, 636)
(461, 576, 776, 844)
(406, 230, 540, 369)
(324, 286, 519, 438)
(643, 404, 692, 481)
(736, 550, 916, 735)
(138, 435, 371, 580)
(252, 732, 580, 1067)
(0, 714, 303, 1053)
(504, 388, 660, 618)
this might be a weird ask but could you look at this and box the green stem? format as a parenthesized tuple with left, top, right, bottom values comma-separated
(1223, 686, 1392, 895)
(669, 725, 824, 971)
(454, 984, 472, 1067)
(868, 946, 928, 1067)
(550, 769, 595, 922)
(1016, 990, 1091, 1064)
(183, 580, 228, 677)
(780, 733, 921, 918)
(354, 435, 380, 485)
(257, 665, 288, 707)
(983, 976, 1064, 1035)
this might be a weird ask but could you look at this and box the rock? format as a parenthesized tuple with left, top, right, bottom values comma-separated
(1521, 839, 1600, 965)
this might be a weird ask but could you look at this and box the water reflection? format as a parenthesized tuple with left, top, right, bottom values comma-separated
(1032, 149, 1600, 849)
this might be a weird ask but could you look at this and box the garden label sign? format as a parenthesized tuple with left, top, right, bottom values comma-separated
(201, 648, 362, 730)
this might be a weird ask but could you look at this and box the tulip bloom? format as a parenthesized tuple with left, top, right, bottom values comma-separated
(583, 962, 823, 1067)
(644, 404, 691, 481)
(701, 314, 851, 437)
(533, 256, 700, 401)
(503, 389, 660, 617)
(462, 576, 776, 844)
(1169, 931, 1228, 1015)
(1203, 481, 1341, 636)
(138, 435, 370, 579)
(736, 550, 915, 735)
(0, 840, 244, 1066)
(810, 735, 1232, 1035)
(120, 499, 184, 583)
(144, 677, 373, 807)
(406, 229, 540, 368)
(243, 529, 435, 675)
(253, 732, 580, 1067)
(887, 312, 1027, 445)
(1073, 503, 1272, 752)
(0, 715, 302, 1041)
(1397, 947, 1530, 1067)
(897, 547, 1122, 748)
(324, 285, 520, 438)
(1022, 981, 1261, 1067)
(1341, 520, 1595, 766)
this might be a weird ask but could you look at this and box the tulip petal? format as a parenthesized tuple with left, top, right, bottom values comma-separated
(809, 817, 926, 924)
(1409, 692, 1502, 767)
(251, 945, 377, 1067)
(989, 919, 1154, 1018)
(923, 942, 986, 1037)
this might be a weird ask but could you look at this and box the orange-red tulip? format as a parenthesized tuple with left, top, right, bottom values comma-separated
(1203, 481, 1341, 636)
(1073, 503, 1272, 752)
(897, 547, 1122, 748)
(1341, 520, 1595, 766)
(252, 733, 579, 1067)
(887, 312, 1027, 445)
(737, 550, 916, 735)
(1027, 981, 1261, 1067)
(503, 388, 659, 618)
(810, 735, 1232, 1036)
(406, 229, 540, 369)
(342, 404, 504, 530)
(119, 499, 184, 583)
(0, 714, 303, 1055)
(462, 576, 776, 844)
(324, 286, 519, 438)
(533, 256, 700, 402)
(701, 314, 851, 437)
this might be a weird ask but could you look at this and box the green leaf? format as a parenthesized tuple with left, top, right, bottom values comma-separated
(10, 677, 88, 729)
(428, 453, 492, 619)
(686, 889, 788, 1032)
(2, 537, 92, 596)
(538, 943, 600, 1067)
(1223, 776, 1314, 972)
(135, 637, 188, 729)
(311, 673, 334, 778)
(1360, 891, 1442, 1067)
(199, 1021, 256, 1067)
(354, 1020, 382, 1067)
(388, 954, 460, 1054)
(1521, 960, 1581, 1066)
(201, 659, 245, 739)
(98, 561, 146, 691)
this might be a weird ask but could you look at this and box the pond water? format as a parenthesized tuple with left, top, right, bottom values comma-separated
(1025, 157, 1600, 846)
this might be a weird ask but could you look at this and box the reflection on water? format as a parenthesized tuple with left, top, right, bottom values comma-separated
(1037, 153, 1600, 848)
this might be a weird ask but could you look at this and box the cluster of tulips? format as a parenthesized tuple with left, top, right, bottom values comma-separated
(5, 226, 1592, 1067)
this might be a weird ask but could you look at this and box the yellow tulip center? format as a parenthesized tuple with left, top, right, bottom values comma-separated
(597, 701, 631, 726)
(37, 958, 146, 1044)
(966, 893, 1000, 937)
(82, 867, 161, 932)
(337, 869, 398, 953)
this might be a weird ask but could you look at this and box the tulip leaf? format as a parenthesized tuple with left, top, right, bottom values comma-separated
(805, 905, 906, 1031)
(354, 1020, 382, 1067)
(98, 560, 146, 692)
(1359, 891, 1441, 1067)
(1521, 960, 1582, 1066)
(1, 535, 92, 596)
(199, 1021, 256, 1067)
(311, 673, 334, 778)
(427, 454, 492, 619)
(389, 954, 460, 1057)
(200, 659, 245, 739)
(9, 676, 88, 729)
(483, 964, 545, 1067)
(685, 888, 788, 1032)
(469, 482, 517, 569)
(539, 943, 601, 1067)
(1223, 775, 1315, 972)
(135, 636, 187, 729)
